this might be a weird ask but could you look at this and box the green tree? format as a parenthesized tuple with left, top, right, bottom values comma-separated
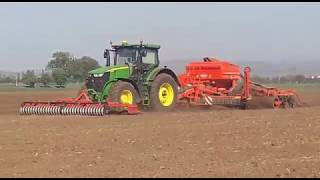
(70, 56, 100, 82)
(39, 72, 53, 86)
(47, 52, 74, 77)
(21, 70, 37, 87)
(52, 68, 67, 86)
(47, 52, 71, 69)
(47, 52, 100, 83)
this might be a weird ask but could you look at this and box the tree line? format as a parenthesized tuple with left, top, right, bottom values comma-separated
(251, 74, 320, 84)
(6, 54, 320, 87)
(20, 52, 100, 87)
(0, 74, 16, 83)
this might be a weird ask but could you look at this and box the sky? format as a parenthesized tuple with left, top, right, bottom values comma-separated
(1, 2, 320, 72)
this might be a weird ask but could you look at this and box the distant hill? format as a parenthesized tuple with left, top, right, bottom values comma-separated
(0, 69, 44, 78)
(161, 58, 320, 77)
(0, 71, 18, 78)
(1, 59, 319, 79)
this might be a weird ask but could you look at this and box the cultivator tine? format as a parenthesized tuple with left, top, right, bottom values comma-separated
(79, 106, 84, 115)
(20, 106, 24, 114)
(86, 106, 91, 116)
(92, 106, 97, 115)
(61, 107, 65, 115)
(70, 107, 74, 115)
(50, 106, 54, 115)
(69, 107, 74, 115)
(74, 106, 79, 115)
(69, 107, 73, 115)
(79, 107, 83, 115)
(36, 106, 40, 115)
(86, 106, 92, 116)
(25, 106, 30, 114)
(87, 106, 92, 116)
(21, 106, 26, 114)
(36, 106, 40, 114)
(19, 106, 24, 114)
(40, 106, 45, 115)
(37, 106, 42, 115)
(98, 107, 104, 116)
(73, 107, 78, 115)
(39, 106, 43, 114)
(34, 107, 38, 114)
(26, 106, 31, 115)
(63, 107, 67, 115)
(46, 106, 51, 115)
(61, 107, 68, 115)
(85, 106, 90, 115)
(30, 106, 35, 114)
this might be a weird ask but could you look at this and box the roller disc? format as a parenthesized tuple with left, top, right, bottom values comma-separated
(246, 96, 276, 109)
(20, 101, 110, 116)
(88, 106, 93, 116)
(20, 107, 24, 114)
(48, 106, 52, 114)
(56, 106, 60, 115)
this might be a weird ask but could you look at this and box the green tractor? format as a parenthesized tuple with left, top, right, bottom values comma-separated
(85, 41, 180, 111)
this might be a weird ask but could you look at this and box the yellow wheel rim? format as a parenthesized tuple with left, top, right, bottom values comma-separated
(158, 83, 174, 107)
(120, 90, 133, 104)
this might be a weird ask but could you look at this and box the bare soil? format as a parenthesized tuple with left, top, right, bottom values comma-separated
(0, 89, 320, 177)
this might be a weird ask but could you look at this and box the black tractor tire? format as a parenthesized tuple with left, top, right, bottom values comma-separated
(108, 81, 140, 104)
(239, 100, 248, 110)
(149, 73, 178, 111)
(287, 95, 298, 108)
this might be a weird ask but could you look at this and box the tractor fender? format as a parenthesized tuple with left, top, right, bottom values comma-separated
(146, 67, 180, 86)
(100, 80, 117, 102)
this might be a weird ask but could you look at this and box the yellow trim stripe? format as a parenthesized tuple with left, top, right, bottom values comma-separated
(106, 66, 129, 72)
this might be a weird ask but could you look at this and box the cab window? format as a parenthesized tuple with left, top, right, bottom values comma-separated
(115, 48, 137, 65)
(142, 50, 157, 65)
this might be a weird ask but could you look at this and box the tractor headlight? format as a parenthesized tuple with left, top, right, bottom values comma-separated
(93, 73, 104, 77)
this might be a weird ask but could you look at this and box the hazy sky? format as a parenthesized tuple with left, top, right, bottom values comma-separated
(1, 2, 320, 72)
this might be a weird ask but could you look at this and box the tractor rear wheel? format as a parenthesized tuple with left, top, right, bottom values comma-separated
(109, 81, 139, 105)
(150, 73, 178, 111)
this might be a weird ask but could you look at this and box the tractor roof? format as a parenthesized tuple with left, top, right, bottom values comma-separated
(111, 42, 160, 49)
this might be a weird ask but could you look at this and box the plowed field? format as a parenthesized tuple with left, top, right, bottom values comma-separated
(0, 86, 320, 177)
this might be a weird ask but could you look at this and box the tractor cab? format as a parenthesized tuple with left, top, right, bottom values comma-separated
(104, 41, 160, 73)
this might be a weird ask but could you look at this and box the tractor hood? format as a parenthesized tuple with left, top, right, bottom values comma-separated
(88, 65, 129, 75)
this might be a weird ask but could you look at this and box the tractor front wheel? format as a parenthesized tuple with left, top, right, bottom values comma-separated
(150, 73, 178, 111)
(109, 81, 139, 105)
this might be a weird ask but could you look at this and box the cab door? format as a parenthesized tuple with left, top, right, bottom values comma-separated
(141, 49, 159, 76)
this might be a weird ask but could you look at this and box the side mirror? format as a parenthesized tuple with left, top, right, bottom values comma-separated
(104, 49, 110, 66)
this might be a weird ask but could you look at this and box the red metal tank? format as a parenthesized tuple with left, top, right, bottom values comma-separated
(179, 57, 241, 92)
